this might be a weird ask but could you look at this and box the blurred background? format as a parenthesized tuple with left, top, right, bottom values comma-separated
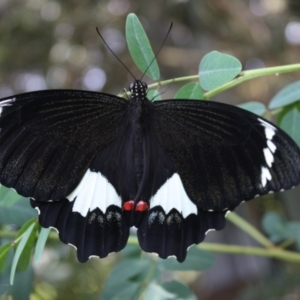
(1, 0, 300, 299)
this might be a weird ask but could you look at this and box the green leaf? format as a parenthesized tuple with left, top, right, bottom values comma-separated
(11, 265, 34, 300)
(174, 83, 204, 100)
(238, 101, 266, 116)
(147, 90, 162, 101)
(102, 257, 157, 300)
(0, 243, 11, 272)
(0, 186, 24, 206)
(16, 218, 37, 240)
(278, 104, 300, 147)
(262, 212, 290, 242)
(101, 282, 140, 300)
(287, 222, 300, 251)
(159, 247, 214, 271)
(34, 227, 50, 264)
(144, 282, 176, 300)
(0, 198, 37, 226)
(199, 51, 242, 91)
(126, 13, 160, 80)
(15, 219, 37, 271)
(162, 281, 197, 300)
(10, 223, 35, 284)
(105, 259, 150, 288)
(269, 80, 300, 109)
(262, 212, 300, 251)
(121, 243, 142, 259)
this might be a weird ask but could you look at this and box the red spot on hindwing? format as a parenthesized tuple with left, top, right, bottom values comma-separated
(123, 200, 149, 212)
(135, 201, 149, 212)
(123, 200, 134, 211)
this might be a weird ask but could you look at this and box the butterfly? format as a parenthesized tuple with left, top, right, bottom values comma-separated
(0, 78, 300, 263)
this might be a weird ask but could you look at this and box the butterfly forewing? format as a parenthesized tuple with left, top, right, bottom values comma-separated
(0, 90, 128, 200)
(152, 100, 300, 211)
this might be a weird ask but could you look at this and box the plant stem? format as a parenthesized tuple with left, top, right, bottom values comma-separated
(226, 212, 274, 248)
(199, 243, 300, 263)
(147, 63, 300, 100)
(148, 75, 199, 90)
(205, 63, 300, 99)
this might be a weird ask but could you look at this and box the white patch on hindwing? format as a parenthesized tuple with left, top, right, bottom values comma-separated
(67, 169, 121, 217)
(150, 173, 197, 218)
(258, 118, 277, 187)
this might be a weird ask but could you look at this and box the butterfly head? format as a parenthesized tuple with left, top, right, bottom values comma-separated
(129, 80, 148, 99)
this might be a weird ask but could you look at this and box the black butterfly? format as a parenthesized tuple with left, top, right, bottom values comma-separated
(0, 79, 300, 263)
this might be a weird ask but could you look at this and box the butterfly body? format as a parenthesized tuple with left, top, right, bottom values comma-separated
(0, 79, 300, 262)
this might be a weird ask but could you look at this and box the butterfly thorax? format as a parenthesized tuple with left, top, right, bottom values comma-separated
(127, 80, 151, 200)
(128, 80, 148, 101)
(128, 80, 150, 126)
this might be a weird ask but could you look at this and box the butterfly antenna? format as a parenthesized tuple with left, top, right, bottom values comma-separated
(96, 27, 136, 80)
(140, 22, 173, 81)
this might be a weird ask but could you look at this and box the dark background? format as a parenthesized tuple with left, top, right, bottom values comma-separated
(1, 0, 300, 299)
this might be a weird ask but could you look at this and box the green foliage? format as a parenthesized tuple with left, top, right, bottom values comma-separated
(143, 281, 197, 300)
(34, 227, 51, 264)
(262, 212, 300, 251)
(199, 51, 242, 91)
(126, 13, 160, 80)
(269, 80, 300, 109)
(158, 247, 213, 271)
(0, 186, 24, 206)
(101, 246, 211, 299)
(237, 101, 267, 116)
(174, 82, 204, 100)
(0, 243, 11, 272)
(147, 89, 162, 101)
(0, 188, 37, 226)
(278, 103, 300, 147)
(10, 219, 37, 284)
(159, 281, 197, 300)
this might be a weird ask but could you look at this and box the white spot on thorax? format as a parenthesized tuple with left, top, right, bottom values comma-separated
(67, 169, 121, 217)
(150, 173, 197, 218)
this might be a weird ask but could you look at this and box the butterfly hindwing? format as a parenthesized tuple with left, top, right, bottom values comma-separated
(138, 208, 226, 262)
(31, 199, 128, 262)
(152, 100, 300, 211)
(31, 114, 140, 262)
